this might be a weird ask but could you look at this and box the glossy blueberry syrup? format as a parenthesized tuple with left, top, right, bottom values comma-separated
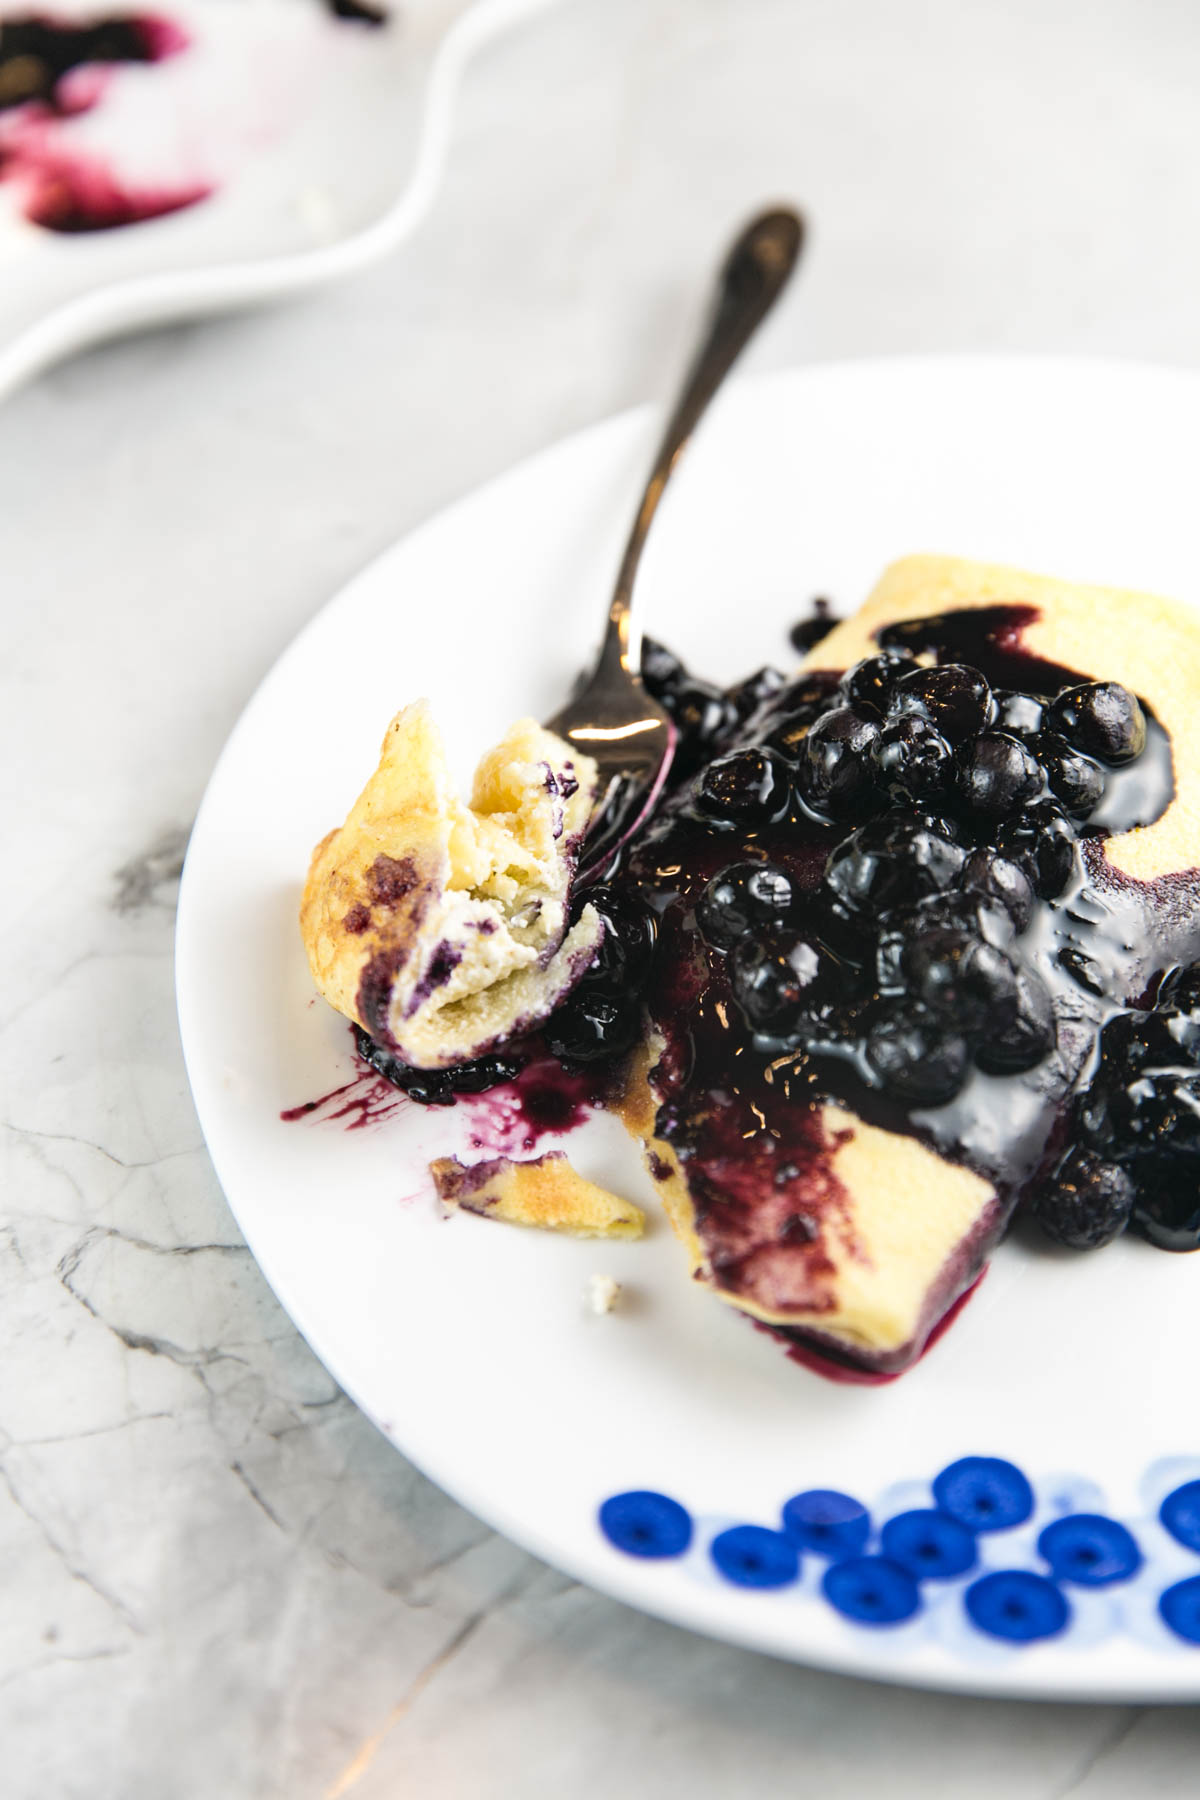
(283, 1031, 606, 1156)
(0, 3, 386, 234)
(582, 601, 1194, 1368)
(309, 599, 1197, 1379)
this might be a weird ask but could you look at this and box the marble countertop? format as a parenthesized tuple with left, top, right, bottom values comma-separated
(5, 0, 1200, 1793)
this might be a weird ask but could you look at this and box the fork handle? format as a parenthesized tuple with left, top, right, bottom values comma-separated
(600, 205, 805, 679)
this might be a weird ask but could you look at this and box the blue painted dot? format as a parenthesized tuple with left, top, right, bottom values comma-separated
(710, 1524, 800, 1589)
(881, 1509, 978, 1580)
(1037, 1514, 1142, 1587)
(781, 1489, 871, 1558)
(599, 1490, 692, 1558)
(822, 1555, 922, 1625)
(933, 1457, 1034, 1532)
(1159, 1481, 1200, 1553)
(965, 1570, 1070, 1642)
(1159, 1575, 1200, 1644)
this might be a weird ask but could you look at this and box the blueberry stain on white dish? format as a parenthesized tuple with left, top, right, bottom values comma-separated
(0, 2, 388, 234)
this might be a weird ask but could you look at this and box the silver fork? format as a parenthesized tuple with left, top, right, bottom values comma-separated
(545, 203, 805, 874)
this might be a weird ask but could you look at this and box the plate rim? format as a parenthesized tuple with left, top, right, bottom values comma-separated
(177, 351, 1200, 1702)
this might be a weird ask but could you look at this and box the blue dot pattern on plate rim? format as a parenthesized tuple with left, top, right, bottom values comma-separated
(880, 1509, 977, 1580)
(597, 1462, 1200, 1652)
(598, 1490, 693, 1558)
(1159, 1576, 1200, 1643)
(823, 1555, 921, 1625)
(1037, 1514, 1142, 1587)
(965, 1570, 1070, 1642)
(1160, 1480, 1200, 1553)
(782, 1489, 871, 1557)
(710, 1524, 799, 1589)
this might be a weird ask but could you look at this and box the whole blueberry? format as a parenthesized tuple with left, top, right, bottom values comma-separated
(974, 967, 1056, 1073)
(543, 991, 642, 1064)
(992, 690, 1045, 738)
(762, 675, 841, 758)
(1131, 1160, 1200, 1252)
(839, 649, 919, 715)
(903, 929, 1020, 1036)
(825, 816, 965, 916)
(960, 848, 1036, 933)
(665, 678, 739, 766)
(694, 747, 791, 825)
(1030, 1147, 1135, 1249)
(575, 886, 658, 995)
(696, 862, 797, 951)
(1046, 681, 1146, 765)
(890, 663, 995, 743)
(1120, 1069, 1200, 1157)
(957, 731, 1044, 819)
(800, 706, 881, 815)
(995, 803, 1078, 899)
(730, 931, 830, 1029)
(1037, 732, 1107, 819)
(864, 1009, 970, 1105)
(872, 715, 954, 801)
(1157, 963, 1200, 1015)
(640, 637, 688, 698)
(726, 664, 786, 723)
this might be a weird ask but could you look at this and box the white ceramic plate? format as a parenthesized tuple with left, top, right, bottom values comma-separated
(178, 357, 1200, 1700)
(0, 0, 562, 399)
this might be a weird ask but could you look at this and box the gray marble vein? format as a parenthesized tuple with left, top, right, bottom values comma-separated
(4, 0, 1200, 1793)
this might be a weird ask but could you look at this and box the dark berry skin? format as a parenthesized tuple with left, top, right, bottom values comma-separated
(903, 929, 1020, 1035)
(975, 967, 1056, 1073)
(760, 676, 845, 758)
(960, 849, 1035, 933)
(1031, 1148, 1135, 1249)
(957, 731, 1044, 819)
(872, 716, 953, 801)
(800, 706, 881, 815)
(1037, 732, 1107, 819)
(825, 816, 965, 915)
(696, 862, 797, 951)
(1132, 1166, 1200, 1252)
(693, 747, 791, 825)
(864, 1009, 970, 1105)
(1046, 681, 1146, 766)
(890, 663, 995, 744)
(726, 665, 786, 723)
(729, 931, 828, 1030)
(1158, 963, 1200, 1016)
(995, 802, 1077, 899)
(543, 991, 642, 1064)
(574, 886, 657, 995)
(641, 637, 687, 698)
(839, 649, 919, 715)
(664, 679, 739, 767)
(992, 690, 1044, 738)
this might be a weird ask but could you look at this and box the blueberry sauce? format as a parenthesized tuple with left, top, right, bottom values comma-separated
(564, 600, 1196, 1367)
(284, 1028, 608, 1157)
(335, 598, 1198, 1376)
